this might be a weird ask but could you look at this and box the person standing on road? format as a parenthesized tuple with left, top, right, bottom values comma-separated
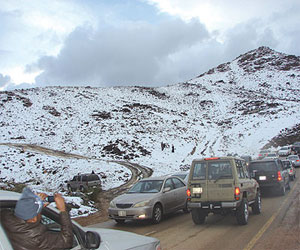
(1, 187, 73, 250)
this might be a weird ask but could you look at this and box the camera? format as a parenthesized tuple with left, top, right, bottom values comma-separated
(46, 196, 55, 203)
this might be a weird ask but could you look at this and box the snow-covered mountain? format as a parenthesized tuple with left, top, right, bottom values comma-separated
(1, 46, 299, 216)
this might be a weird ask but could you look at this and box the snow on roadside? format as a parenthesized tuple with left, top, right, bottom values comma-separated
(0, 145, 131, 217)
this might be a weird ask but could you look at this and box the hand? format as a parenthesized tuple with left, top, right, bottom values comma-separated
(54, 193, 66, 212)
(37, 193, 49, 207)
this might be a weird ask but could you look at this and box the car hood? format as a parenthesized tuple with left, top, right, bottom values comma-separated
(113, 193, 158, 204)
(84, 227, 159, 250)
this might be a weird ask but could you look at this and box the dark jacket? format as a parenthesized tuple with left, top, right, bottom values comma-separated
(1, 209, 73, 250)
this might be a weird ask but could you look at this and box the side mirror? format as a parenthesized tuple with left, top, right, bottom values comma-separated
(85, 231, 101, 249)
(163, 187, 171, 193)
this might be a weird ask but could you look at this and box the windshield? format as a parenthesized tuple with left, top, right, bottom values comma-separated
(249, 161, 278, 172)
(128, 180, 163, 193)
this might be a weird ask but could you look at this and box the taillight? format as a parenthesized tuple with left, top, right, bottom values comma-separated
(187, 189, 191, 201)
(277, 171, 282, 181)
(234, 187, 240, 201)
(187, 189, 191, 197)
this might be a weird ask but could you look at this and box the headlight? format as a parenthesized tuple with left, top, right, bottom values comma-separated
(133, 200, 150, 208)
(109, 201, 116, 208)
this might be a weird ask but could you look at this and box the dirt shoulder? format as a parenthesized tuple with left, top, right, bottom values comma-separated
(248, 178, 300, 250)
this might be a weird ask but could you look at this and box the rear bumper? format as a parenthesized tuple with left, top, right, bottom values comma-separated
(256, 181, 282, 189)
(188, 201, 240, 209)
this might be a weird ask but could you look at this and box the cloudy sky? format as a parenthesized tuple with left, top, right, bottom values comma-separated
(1, 0, 299, 90)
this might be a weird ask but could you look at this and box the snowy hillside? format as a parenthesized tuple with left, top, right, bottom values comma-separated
(1, 46, 299, 216)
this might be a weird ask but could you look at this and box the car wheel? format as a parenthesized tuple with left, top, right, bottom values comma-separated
(191, 208, 206, 225)
(79, 186, 85, 192)
(236, 198, 249, 225)
(252, 191, 262, 215)
(67, 185, 72, 192)
(115, 219, 125, 224)
(152, 204, 163, 224)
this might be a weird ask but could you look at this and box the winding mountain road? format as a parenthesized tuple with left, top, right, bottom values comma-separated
(0, 142, 153, 225)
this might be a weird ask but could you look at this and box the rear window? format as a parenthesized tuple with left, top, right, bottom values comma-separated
(288, 155, 298, 160)
(249, 161, 278, 172)
(192, 162, 206, 180)
(192, 160, 233, 180)
(208, 161, 232, 180)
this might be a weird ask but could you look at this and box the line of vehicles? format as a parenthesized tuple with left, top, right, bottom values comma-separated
(1, 143, 299, 249)
(108, 143, 300, 227)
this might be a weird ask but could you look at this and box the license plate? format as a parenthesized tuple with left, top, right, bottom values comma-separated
(259, 176, 266, 180)
(193, 187, 203, 194)
(118, 211, 126, 217)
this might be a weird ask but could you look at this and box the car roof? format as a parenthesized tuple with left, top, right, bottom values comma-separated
(0, 190, 21, 201)
(140, 176, 167, 181)
(192, 156, 244, 162)
(171, 171, 189, 176)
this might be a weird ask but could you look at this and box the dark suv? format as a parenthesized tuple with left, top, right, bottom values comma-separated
(67, 173, 101, 192)
(248, 159, 290, 195)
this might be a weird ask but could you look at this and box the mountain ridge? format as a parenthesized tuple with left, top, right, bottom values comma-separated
(0, 46, 299, 192)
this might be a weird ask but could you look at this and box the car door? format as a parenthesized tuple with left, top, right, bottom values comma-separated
(237, 160, 255, 201)
(171, 177, 187, 210)
(162, 178, 176, 213)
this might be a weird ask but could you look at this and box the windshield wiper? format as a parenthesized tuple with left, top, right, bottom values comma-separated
(214, 175, 232, 183)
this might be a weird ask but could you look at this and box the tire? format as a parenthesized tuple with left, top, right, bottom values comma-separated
(236, 198, 249, 225)
(67, 185, 72, 192)
(115, 219, 125, 224)
(251, 191, 262, 215)
(152, 204, 163, 224)
(191, 208, 206, 225)
(79, 186, 85, 192)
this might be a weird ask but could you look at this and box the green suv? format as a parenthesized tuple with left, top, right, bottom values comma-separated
(187, 157, 261, 225)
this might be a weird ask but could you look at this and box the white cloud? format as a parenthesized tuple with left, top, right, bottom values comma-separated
(0, 73, 11, 89)
(147, 0, 300, 32)
(32, 18, 211, 87)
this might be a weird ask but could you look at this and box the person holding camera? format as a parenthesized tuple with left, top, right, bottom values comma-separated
(1, 187, 73, 250)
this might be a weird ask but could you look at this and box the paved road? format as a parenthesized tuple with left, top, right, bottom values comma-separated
(92, 168, 300, 250)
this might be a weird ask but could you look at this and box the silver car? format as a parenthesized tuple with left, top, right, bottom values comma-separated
(109, 175, 189, 224)
(0, 190, 161, 250)
(287, 155, 300, 167)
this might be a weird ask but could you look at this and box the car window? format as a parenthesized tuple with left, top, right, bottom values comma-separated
(128, 180, 163, 193)
(192, 162, 206, 180)
(164, 179, 174, 190)
(172, 178, 185, 189)
(208, 161, 232, 180)
(235, 160, 245, 179)
(242, 161, 249, 178)
(82, 176, 88, 181)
